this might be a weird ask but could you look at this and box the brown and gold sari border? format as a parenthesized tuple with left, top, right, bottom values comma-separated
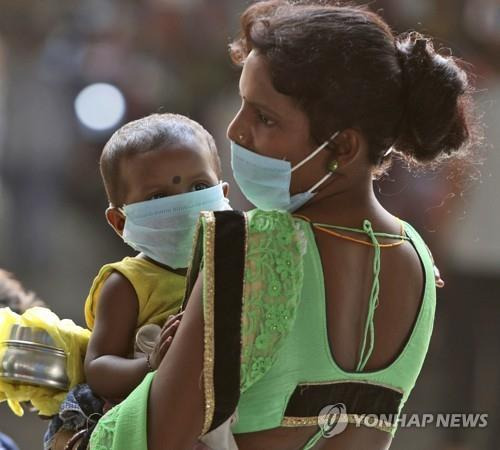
(282, 414, 395, 433)
(291, 379, 404, 394)
(200, 211, 216, 434)
(182, 212, 206, 312)
(199, 211, 247, 434)
(283, 380, 402, 433)
(210, 211, 246, 431)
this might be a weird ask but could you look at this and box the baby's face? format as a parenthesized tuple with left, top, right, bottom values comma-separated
(119, 136, 220, 205)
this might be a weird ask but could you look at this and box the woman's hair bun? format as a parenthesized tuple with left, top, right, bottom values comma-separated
(394, 33, 472, 163)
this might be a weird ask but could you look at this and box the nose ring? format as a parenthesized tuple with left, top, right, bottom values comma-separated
(238, 133, 245, 142)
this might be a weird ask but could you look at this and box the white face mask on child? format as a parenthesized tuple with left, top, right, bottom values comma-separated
(120, 183, 231, 269)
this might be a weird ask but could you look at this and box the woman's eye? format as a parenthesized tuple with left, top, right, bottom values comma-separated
(257, 111, 275, 126)
(150, 193, 167, 200)
(192, 182, 210, 191)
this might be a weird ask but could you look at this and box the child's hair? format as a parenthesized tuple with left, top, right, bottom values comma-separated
(100, 113, 222, 206)
(0, 269, 46, 314)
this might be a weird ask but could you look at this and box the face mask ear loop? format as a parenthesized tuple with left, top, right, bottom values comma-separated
(290, 130, 341, 173)
(307, 172, 333, 194)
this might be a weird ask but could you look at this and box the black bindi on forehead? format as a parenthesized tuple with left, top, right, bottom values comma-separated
(172, 175, 182, 184)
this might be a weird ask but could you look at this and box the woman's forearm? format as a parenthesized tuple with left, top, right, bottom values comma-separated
(147, 275, 205, 449)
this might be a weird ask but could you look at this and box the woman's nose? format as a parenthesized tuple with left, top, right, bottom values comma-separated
(227, 109, 246, 146)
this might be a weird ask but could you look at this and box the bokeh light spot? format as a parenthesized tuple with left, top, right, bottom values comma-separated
(74, 83, 126, 131)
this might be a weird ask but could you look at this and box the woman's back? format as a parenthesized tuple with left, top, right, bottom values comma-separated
(318, 211, 424, 374)
(232, 209, 434, 449)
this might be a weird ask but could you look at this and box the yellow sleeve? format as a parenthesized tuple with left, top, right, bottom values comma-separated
(84, 258, 186, 331)
(84, 263, 118, 330)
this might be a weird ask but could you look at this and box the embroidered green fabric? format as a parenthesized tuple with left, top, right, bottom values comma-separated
(240, 209, 306, 392)
(88, 403, 119, 450)
(89, 372, 154, 450)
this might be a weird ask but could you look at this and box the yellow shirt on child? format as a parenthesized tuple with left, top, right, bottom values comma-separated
(84, 257, 186, 331)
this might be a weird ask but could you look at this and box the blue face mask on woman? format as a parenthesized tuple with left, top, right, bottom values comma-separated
(230, 131, 339, 212)
(120, 183, 231, 269)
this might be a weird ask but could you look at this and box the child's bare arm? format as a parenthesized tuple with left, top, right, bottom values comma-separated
(84, 271, 149, 401)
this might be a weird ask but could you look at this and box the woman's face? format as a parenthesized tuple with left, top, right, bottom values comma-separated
(227, 50, 331, 194)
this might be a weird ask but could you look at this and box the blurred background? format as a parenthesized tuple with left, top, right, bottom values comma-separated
(0, 0, 498, 448)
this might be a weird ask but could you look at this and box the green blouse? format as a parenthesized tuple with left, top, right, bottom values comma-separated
(89, 209, 436, 450)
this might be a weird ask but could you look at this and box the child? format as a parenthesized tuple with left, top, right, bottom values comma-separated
(84, 113, 230, 402)
(44, 113, 229, 450)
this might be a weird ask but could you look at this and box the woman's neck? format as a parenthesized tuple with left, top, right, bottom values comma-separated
(297, 178, 396, 229)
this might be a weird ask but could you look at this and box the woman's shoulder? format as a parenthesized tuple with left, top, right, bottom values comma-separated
(197, 209, 308, 255)
(200, 208, 297, 230)
(245, 208, 295, 228)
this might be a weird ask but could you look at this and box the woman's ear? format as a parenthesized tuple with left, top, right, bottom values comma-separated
(222, 182, 230, 197)
(105, 207, 126, 237)
(332, 128, 367, 169)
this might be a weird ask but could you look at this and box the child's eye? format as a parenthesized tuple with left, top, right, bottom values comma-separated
(192, 182, 210, 191)
(257, 111, 276, 127)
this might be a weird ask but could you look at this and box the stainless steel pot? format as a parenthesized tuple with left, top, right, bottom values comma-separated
(0, 325, 69, 390)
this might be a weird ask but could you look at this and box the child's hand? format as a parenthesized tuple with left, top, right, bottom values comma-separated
(149, 312, 184, 370)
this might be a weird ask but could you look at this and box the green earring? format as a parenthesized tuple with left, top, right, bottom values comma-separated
(327, 160, 338, 173)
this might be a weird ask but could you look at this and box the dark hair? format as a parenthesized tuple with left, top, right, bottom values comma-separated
(0, 269, 46, 314)
(100, 113, 222, 206)
(230, 0, 476, 167)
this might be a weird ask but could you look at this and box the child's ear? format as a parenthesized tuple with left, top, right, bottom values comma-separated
(105, 207, 125, 237)
(222, 182, 229, 197)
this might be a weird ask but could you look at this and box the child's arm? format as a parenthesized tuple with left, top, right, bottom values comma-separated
(84, 271, 150, 401)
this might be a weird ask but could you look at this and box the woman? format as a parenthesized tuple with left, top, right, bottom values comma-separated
(90, 1, 474, 449)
